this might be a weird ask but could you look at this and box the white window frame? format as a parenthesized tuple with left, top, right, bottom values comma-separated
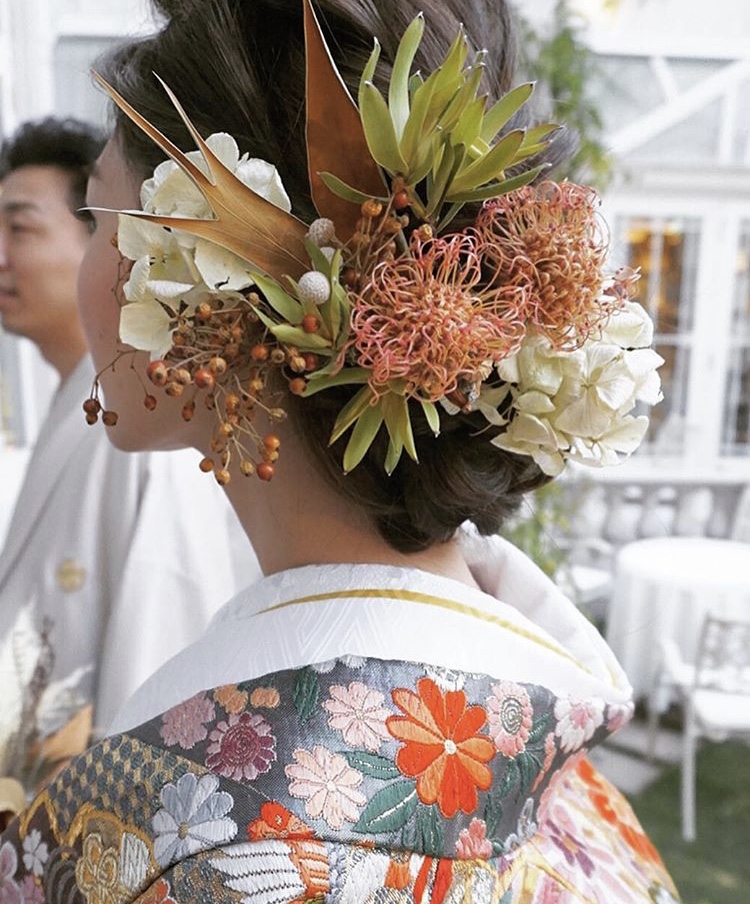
(601, 189, 750, 482)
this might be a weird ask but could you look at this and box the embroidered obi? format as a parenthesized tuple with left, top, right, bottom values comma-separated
(1, 656, 680, 903)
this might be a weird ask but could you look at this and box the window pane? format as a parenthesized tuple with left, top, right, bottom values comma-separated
(722, 223, 750, 455)
(613, 216, 700, 454)
(644, 343, 690, 453)
(614, 216, 699, 335)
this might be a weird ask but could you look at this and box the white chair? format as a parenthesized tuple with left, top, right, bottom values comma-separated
(650, 616, 750, 841)
(554, 537, 613, 623)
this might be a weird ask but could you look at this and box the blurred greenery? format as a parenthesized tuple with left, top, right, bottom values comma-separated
(516, 0, 615, 190)
(629, 741, 750, 904)
(502, 482, 572, 577)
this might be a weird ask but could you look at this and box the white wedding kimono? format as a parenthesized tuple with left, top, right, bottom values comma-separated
(0, 355, 258, 740)
(110, 530, 632, 733)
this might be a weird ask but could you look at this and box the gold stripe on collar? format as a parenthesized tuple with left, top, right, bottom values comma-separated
(255, 587, 593, 676)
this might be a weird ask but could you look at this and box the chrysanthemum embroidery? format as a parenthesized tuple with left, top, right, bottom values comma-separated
(485, 681, 533, 758)
(152, 773, 236, 868)
(160, 691, 216, 748)
(322, 681, 391, 752)
(386, 677, 494, 818)
(285, 746, 366, 830)
(206, 711, 277, 780)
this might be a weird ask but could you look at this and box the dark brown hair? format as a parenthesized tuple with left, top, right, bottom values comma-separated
(0, 116, 104, 223)
(99, 0, 562, 551)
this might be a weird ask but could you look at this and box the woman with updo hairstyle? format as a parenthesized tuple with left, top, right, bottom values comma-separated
(0, 1, 678, 901)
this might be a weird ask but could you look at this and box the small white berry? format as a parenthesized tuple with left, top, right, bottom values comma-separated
(297, 271, 331, 306)
(306, 218, 336, 247)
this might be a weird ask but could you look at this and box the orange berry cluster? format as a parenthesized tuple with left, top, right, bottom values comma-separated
(83, 292, 322, 484)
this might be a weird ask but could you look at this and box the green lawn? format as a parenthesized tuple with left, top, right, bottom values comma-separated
(627, 741, 750, 904)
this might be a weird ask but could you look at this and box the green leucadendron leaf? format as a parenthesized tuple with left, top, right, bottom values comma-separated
(360, 81, 408, 173)
(389, 13, 425, 139)
(342, 397, 385, 473)
(330, 385, 375, 445)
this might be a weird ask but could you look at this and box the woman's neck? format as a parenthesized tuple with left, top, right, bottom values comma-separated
(217, 428, 481, 590)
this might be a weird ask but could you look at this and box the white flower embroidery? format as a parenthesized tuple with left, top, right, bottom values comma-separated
(152, 772, 236, 867)
(322, 682, 391, 752)
(21, 831, 48, 878)
(554, 696, 605, 753)
(285, 746, 366, 830)
(310, 655, 366, 674)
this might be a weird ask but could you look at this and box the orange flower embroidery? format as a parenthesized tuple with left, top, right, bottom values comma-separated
(247, 802, 314, 840)
(139, 878, 177, 904)
(213, 684, 248, 713)
(575, 758, 662, 864)
(386, 678, 494, 817)
(250, 686, 281, 708)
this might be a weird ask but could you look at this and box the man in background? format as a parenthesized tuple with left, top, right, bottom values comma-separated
(0, 117, 254, 774)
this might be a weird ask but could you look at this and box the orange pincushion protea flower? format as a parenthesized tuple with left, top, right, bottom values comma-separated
(475, 181, 636, 350)
(387, 677, 495, 818)
(349, 234, 525, 402)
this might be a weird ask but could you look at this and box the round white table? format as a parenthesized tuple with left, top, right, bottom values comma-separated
(605, 537, 750, 701)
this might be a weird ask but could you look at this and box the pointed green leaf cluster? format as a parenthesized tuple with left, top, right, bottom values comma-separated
(331, 14, 558, 225)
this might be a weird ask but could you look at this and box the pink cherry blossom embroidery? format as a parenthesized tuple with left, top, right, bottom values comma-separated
(160, 692, 216, 749)
(486, 681, 533, 757)
(322, 682, 391, 752)
(206, 712, 276, 780)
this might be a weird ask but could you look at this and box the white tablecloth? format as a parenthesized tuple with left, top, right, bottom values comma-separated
(605, 537, 750, 700)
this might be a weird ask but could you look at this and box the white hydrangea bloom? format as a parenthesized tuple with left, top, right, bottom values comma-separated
(118, 134, 290, 357)
(485, 302, 663, 475)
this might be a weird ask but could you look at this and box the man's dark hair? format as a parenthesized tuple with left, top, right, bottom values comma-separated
(0, 117, 105, 214)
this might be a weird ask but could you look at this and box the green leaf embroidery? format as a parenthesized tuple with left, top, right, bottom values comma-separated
(414, 804, 443, 855)
(343, 751, 401, 781)
(353, 780, 418, 834)
(526, 711, 550, 747)
(515, 750, 542, 797)
(483, 784, 505, 838)
(292, 668, 320, 724)
(498, 757, 518, 799)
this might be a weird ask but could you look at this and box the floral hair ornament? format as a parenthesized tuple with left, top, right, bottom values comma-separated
(86, 0, 662, 483)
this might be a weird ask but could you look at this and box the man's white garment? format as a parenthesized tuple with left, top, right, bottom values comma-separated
(0, 356, 258, 736)
(111, 530, 632, 734)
